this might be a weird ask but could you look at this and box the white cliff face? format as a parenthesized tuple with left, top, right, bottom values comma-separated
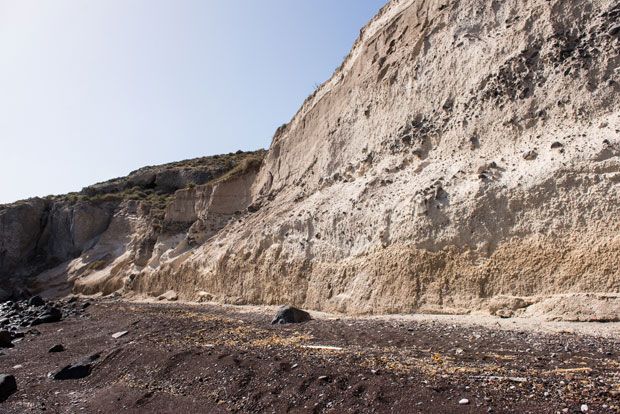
(68, 167, 262, 298)
(131, 0, 620, 320)
(0, 151, 264, 300)
(3, 1, 619, 321)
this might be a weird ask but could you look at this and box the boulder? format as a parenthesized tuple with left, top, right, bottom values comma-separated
(28, 296, 45, 307)
(0, 374, 17, 402)
(49, 344, 65, 353)
(271, 306, 311, 325)
(158, 290, 178, 302)
(32, 307, 62, 325)
(0, 331, 12, 348)
(51, 353, 100, 380)
(196, 291, 214, 302)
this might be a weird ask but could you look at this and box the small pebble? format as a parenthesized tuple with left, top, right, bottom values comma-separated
(459, 398, 469, 405)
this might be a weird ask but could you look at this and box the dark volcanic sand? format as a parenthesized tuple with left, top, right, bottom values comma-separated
(0, 300, 618, 413)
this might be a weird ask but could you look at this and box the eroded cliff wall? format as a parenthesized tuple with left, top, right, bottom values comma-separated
(133, 0, 620, 320)
(2, 0, 619, 321)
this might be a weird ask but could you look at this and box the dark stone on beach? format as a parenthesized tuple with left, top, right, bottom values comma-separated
(271, 306, 312, 325)
(28, 296, 45, 307)
(49, 344, 65, 353)
(0, 331, 12, 348)
(52, 353, 100, 380)
(32, 307, 62, 326)
(0, 375, 17, 402)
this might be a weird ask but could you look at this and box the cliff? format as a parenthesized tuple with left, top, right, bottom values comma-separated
(2, 0, 619, 321)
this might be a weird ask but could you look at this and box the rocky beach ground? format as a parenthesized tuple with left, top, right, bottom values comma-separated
(0, 299, 618, 413)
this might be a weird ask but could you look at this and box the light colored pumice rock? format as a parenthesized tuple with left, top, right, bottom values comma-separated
(128, 0, 620, 319)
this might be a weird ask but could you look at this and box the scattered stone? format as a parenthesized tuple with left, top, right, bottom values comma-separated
(32, 307, 62, 326)
(581, 404, 589, 413)
(158, 290, 178, 302)
(51, 354, 100, 380)
(0, 374, 17, 402)
(28, 296, 45, 307)
(271, 305, 311, 324)
(550, 141, 564, 149)
(196, 291, 214, 303)
(523, 150, 538, 160)
(459, 398, 470, 405)
(112, 331, 128, 339)
(0, 331, 13, 348)
(48, 344, 65, 353)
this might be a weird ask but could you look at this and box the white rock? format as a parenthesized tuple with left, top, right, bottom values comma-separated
(157, 290, 178, 301)
(458, 399, 469, 405)
(580, 404, 588, 413)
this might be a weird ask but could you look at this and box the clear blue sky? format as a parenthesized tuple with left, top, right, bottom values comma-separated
(0, 0, 385, 204)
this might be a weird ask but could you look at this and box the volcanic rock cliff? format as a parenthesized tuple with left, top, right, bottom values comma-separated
(2, 0, 620, 320)
(0, 151, 265, 299)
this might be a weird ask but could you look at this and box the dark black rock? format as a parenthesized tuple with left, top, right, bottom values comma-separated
(28, 296, 45, 307)
(0, 374, 17, 402)
(32, 307, 62, 325)
(0, 331, 12, 348)
(52, 353, 100, 380)
(49, 344, 65, 353)
(271, 306, 312, 325)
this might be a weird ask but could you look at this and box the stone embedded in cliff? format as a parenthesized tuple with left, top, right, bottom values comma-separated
(158, 290, 178, 302)
(271, 306, 312, 325)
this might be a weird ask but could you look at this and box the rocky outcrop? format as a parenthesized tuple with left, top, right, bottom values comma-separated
(2, 0, 619, 321)
(0, 151, 265, 300)
(128, 0, 620, 319)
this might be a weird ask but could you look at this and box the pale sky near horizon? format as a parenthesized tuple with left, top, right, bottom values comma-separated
(0, 1, 385, 204)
